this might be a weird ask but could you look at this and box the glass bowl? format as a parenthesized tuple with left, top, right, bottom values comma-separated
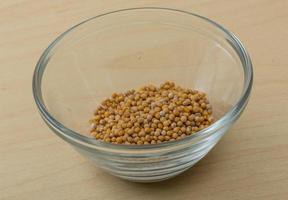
(33, 7, 253, 182)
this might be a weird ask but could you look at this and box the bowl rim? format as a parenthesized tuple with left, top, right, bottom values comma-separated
(32, 7, 253, 151)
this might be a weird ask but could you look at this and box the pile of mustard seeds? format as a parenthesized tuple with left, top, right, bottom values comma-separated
(89, 81, 213, 145)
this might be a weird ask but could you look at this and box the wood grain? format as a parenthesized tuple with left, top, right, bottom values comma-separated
(1, 0, 288, 199)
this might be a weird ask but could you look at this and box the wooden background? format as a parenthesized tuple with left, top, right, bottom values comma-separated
(1, 0, 288, 199)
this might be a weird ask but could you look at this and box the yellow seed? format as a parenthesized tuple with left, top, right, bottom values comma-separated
(164, 135, 171, 141)
(134, 127, 140, 133)
(144, 107, 150, 113)
(94, 115, 101, 121)
(143, 123, 149, 128)
(155, 112, 161, 119)
(163, 120, 171, 126)
(118, 129, 124, 136)
(168, 93, 174, 99)
(158, 123, 163, 129)
(127, 122, 133, 128)
(151, 123, 157, 128)
(136, 129, 143, 135)
(173, 127, 180, 132)
(154, 129, 161, 136)
(89, 81, 213, 145)
(180, 116, 187, 122)
(90, 131, 97, 137)
(144, 127, 151, 133)
(134, 136, 140, 142)
(159, 110, 166, 117)
(169, 114, 175, 120)
(192, 127, 199, 132)
(182, 99, 191, 106)
(152, 118, 159, 124)
(177, 121, 183, 126)
(160, 117, 166, 122)
(127, 136, 133, 142)
(200, 103, 206, 109)
(195, 116, 201, 122)
(145, 135, 151, 142)
(185, 121, 191, 126)
(173, 109, 180, 116)
(172, 133, 178, 139)
(155, 107, 161, 112)
(116, 137, 123, 143)
(170, 122, 177, 128)
(181, 127, 186, 133)
(163, 126, 169, 131)
(127, 129, 133, 135)
(137, 141, 143, 145)
(147, 114, 153, 121)
(208, 116, 214, 122)
(158, 135, 164, 141)
(123, 133, 128, 140)
(105, 138, 111, 143)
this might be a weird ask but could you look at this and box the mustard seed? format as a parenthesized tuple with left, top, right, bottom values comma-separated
(89, 81, 213, 144)
(137, 141, 143, 145)
(165, 135, 171, 141)
(151, 140, 156, 144)
(180, 116, 187, 122)
(172, 133, 178, 139)
(177, 121, 183, 126)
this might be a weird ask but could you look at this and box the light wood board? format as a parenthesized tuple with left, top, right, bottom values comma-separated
(1, 1, 288, 199)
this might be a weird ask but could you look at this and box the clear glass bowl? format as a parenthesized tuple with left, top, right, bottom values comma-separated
(33, 8, 253, 182)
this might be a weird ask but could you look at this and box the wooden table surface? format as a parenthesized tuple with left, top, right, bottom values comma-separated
(1, 1, 288, 199)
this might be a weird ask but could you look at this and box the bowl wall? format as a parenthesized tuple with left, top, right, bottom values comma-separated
(42, 8, 244, 135)
(34, 8, 252, 182)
